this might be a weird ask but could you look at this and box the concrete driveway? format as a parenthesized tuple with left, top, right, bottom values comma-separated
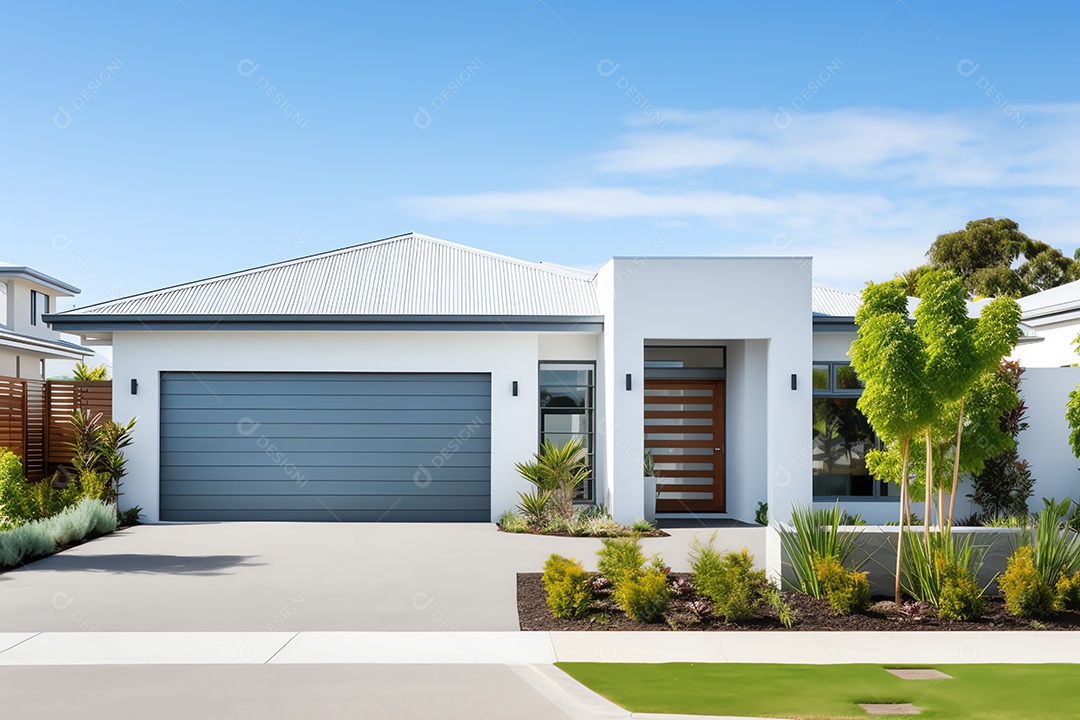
(0, 522, 765, 632)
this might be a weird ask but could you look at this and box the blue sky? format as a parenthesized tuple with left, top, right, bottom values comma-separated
(3, 1, 1079, 309)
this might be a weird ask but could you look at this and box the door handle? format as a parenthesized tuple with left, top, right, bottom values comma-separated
(714, 447, 723, 452)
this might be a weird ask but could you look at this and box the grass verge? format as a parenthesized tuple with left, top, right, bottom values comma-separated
(555, 662, 1080, 719)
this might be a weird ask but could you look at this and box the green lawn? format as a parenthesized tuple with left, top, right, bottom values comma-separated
(555, 663, 1080, 719)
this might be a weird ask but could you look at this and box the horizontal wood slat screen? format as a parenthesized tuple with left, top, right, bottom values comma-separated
(0, 377, 29, 475)
(45, 381, 113, 469)
(0, 377, 111, 480)
(644, 379, 725, 513)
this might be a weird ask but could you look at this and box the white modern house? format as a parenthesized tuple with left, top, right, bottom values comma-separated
(48, 233, 1080, 544)
(49, 233, 813, 530)
(0, 263, 93, 379)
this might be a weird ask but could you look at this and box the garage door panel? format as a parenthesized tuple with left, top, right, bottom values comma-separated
(160, 464, 486, 482)
(159, 372, 491, 522)
(160, 372, 491, 387)
(161, 480, 491, 496)
(161, 408, 487, 424)
(160, 422, 492, 439)
(161, 451, 489, 467)
(161, 393, 492, 411)
(160, 493, 489, 511)
(161, 380, 490, 397)
(161, 435, 493, 453)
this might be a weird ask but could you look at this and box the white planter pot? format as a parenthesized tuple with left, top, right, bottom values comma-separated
(643, 474, 657, 523)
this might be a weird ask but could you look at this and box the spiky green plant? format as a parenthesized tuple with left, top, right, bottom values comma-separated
(1022, 498, 1080, 587)
(900, 530, 985, 608)
(515, 438, 591, 523)
(776, 503, 861, 598)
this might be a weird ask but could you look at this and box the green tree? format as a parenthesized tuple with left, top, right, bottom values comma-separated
(849, 279, 934, 604)
(929, 218, 1027, 287)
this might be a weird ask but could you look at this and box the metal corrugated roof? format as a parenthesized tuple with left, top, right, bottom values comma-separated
(58, 233, 600, 318)
(1016, 278, 1080, 320)
(811, 286, 861, 318)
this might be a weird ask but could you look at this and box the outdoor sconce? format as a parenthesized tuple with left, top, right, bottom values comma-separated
(626, 373, 632, 391)
(131, 379, 138, 395)
(512, 381, 518, 397)
(790, 374, 797, 391)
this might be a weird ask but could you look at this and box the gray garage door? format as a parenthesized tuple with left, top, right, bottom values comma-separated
(160, 372, 491, 522)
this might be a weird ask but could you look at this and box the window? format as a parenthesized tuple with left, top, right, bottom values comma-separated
(539, 361, 595, 501)
(30, 290, 49, 326)
(812, 362, 893, 499)
(0, 282, 7, 327)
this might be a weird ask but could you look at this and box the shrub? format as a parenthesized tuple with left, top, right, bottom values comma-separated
(0, 498, 116, 567)
(754, 501, 768, 526)
(597, 536, 645, 588)
(0, 522, 55, 566)
(613, 567, 671, 622)
(575, 514, 621, 537)
(1054, 570, 1080, 611)
(542, 554, 593, 619)
(690, 537, 769, 622)
(499, 510, 528, 533)
(814, 555, 870, 615)
(938, 570, 985, 622)
(777, 503, 860, 598)
(1000, 545, 1055, 618)
(118, 506, 143, 527)
(631, 518, 654, 533)
(0, 453, 81, 525)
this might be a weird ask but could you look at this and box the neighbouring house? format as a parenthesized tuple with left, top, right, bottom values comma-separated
(0, 262, 93, 379)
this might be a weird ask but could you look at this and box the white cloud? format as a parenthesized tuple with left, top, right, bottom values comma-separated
(400, 104, 1080, 291)
(404, 187, 893, 223)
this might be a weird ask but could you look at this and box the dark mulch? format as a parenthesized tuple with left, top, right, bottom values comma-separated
(517, 572, 1080, 631)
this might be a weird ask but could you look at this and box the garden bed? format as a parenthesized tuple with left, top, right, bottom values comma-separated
(517, 572, 1080, 631)
(498, 523, 668, 538)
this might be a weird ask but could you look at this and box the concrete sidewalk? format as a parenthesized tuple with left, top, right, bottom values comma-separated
(0, 630, 1074, 665)
(0, 522, 764, 632)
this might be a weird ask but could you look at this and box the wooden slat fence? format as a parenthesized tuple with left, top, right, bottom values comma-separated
(0, 376, 111, 480)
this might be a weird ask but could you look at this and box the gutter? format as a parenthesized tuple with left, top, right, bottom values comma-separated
(44, 313, 606, 333)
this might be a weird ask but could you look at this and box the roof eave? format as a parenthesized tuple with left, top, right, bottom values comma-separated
(0, 267, 81, 295)
(45, 313, 605, 333)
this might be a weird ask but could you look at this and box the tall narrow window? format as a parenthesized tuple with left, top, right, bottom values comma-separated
(0, 282, 7, 327)
(538, 361, 595, 501)
(812, 362, 892, 499)
(30, 290, 49, 326)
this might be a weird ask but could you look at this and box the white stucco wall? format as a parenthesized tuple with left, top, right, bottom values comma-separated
(596, 257, 813, 530)
(112, 330, 560, 523)
(1012, 320, 1079, 368)
(812, 330, 856, 363)
(1016, 367, 1080, 507)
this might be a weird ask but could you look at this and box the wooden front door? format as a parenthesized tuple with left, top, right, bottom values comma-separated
(645, 379, 726, 513)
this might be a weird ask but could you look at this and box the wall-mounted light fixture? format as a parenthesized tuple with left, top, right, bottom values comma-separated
(790, 373, 797, 391)
(131, 379, 139, 395)
(512, 381, 518, 397)
(625, 373, 632, 391)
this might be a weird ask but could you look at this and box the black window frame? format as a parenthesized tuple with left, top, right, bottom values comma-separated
(538, 360, 596, 503)
(811, 361, 893, 501)
(30, 290, 49, 327)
